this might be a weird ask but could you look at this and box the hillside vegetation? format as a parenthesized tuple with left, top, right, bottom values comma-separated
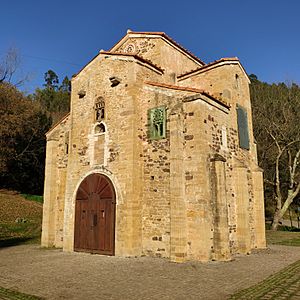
(0, 190, 43, 247)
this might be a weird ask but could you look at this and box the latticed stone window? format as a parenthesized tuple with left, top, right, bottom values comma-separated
(236, 105, 250, 150)
(95, 97, 105, 121)
(148, 106, 166, 140)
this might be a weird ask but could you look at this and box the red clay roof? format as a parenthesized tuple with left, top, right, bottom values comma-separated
(177, 57, 242, 79)
(145, 81, 230, 108)
(110, 31, 205, 66)
(100, 51, 164, 73)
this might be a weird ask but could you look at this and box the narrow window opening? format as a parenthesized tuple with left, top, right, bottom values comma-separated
(95, 97, 105, 121)
(148, 106, 166, 140)
(236, 105, 250, 150)
(235, 74, 240, 89)
(221, 126, 227, 149)
(95, 123, 106, 134)
(64, 132, 69, 154)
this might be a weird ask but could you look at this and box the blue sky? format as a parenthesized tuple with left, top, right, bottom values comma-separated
(1, 0, 300, 93)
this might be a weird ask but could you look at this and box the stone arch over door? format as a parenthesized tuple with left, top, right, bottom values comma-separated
(74, 173, 116, 255)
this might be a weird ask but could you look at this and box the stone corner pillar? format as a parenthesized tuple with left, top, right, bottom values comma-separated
(41, 137, 59, 247)
(234, 162, 251, 254)
(210, 154, 231, 261)
(252, 167, 266, 248)
(169, 106, 187, 263)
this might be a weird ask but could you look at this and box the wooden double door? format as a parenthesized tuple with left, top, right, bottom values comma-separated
(74, 174, 116, 255)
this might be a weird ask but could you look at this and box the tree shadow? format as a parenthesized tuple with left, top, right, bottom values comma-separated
(0, 237, 34, 248)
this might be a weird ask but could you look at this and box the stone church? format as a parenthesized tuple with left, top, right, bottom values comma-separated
(41, 30, 266, 262)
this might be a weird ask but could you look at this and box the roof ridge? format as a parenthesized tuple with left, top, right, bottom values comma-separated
(100, 51, 164, 73)
(110, 31, 205, 66)
(145, 81, 230, 108)
(177, 57, 240, 79)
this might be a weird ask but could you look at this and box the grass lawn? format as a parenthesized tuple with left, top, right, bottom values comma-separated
(0, 286, 44, 300)
(266, 229, 300, 247)
(0, 190, 43, 247)
(20, 194, 43, 204)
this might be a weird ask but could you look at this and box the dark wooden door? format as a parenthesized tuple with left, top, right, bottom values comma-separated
(74, 174, 115, 255)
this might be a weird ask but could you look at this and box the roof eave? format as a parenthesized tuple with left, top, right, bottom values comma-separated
(178, 58, 250, 83)
(46, 112, 70, 136)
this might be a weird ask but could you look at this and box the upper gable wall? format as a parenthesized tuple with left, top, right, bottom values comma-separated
(178, 64, 250, 109)
(113, 37, 201, 80)
(178, 63, 257, 162)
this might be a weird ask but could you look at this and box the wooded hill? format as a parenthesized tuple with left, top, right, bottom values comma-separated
(0, 70, 70, 195)
(250, 75, 300, 229)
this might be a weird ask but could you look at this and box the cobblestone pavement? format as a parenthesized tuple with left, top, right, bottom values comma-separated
(0, 244, 300, 300)
(230, 260, 300, 299)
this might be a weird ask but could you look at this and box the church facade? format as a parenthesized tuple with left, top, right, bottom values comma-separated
(41, 30, 266, 262)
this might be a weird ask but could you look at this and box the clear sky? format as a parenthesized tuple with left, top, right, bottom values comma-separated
(1, 0, 300, 93)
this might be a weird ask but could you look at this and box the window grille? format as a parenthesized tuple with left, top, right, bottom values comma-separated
(236, 105, 250, 150)
(95, 97, 105, 121)
(148, 106, 166, 140)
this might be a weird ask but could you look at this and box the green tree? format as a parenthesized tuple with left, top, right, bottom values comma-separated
(251, 77, 300, 230)
(60, 76, 71, 93)
(0, 82, 51, 194)
(34, 70, 70, 124)
(44, 69, 59, 90)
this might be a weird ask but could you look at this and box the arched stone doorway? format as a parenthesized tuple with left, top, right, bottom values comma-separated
(74, 173, 116, 255)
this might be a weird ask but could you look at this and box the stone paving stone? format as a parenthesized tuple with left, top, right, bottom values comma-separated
(229, 260, 300, 300)
(1, 245, 300, 300)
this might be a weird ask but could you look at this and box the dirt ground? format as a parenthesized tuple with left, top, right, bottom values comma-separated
(0, 244, 300, 300)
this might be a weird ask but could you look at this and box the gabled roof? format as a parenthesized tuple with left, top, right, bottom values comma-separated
(46, 112, 70, 136)
(100, 51, 164, 74)
(145, 81, 230, 108)
(110, 30, 205, 66)
(72, 50, 164, 79)
(177, 57, 250, 83)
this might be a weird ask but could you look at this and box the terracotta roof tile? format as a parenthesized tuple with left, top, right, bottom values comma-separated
(100, 51, 164, 73)
(177, 57, 240, 79)
(145, 81, 230, 108)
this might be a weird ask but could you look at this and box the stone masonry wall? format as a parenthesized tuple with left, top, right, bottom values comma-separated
(115, 37, 200, 79)
(178, 63, 264, 255)
(62, 55, 163, 256)
(42, 115, 70, 248)
(42, 33, 265, 262)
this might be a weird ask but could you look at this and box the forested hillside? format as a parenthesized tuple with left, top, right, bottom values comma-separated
(250, 75, 300, 229)
(0, 70, 70, 195)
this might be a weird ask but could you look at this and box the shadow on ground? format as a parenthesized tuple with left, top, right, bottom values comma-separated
(0, 237, 36, 248)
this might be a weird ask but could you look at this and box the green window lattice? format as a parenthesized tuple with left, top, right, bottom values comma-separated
(148, 106, 166, 140)
(236, 105, 250, 150)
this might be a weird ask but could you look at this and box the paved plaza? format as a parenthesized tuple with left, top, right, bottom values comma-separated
(0, 244, 300, 299)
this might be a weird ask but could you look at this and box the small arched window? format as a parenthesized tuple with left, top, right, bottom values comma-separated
(235, 74, 240, 89)
(95, 97, 105, 121)
(95, 123, 106, 134)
